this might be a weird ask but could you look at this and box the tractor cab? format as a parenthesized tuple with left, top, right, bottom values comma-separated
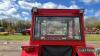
(21, 7, 95, 56)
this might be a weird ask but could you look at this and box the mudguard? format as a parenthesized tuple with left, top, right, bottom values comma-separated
(21, 42, 39, 56)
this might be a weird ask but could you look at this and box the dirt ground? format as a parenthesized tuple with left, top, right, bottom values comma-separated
(0, 41, 21, 56)
(0, 41, 100, 56)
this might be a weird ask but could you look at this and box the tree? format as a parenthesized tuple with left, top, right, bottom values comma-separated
(85, 16, 100, 29)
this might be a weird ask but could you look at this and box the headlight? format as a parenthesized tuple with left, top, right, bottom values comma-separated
(79, 48, 94, 53)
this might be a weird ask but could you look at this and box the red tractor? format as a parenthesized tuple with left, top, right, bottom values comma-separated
(21, 7, 95, 56)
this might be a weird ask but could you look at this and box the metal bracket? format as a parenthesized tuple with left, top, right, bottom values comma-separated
(31, 7, 38, 13)
(80, 9, 84, 13)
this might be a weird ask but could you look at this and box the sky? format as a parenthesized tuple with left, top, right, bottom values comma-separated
(0, 0, 100, 20)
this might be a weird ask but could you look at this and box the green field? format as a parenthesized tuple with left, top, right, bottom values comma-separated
(0, 34, 29, 41)
(0, 34, 100, 41)
(86, 34, 100, 41)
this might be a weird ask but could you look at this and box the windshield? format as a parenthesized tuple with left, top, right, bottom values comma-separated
(34, 17, 81, 40)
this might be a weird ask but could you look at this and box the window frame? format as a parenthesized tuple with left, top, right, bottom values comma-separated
(33, 16, 82, 40)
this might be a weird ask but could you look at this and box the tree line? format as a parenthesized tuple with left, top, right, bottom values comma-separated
(85, 17, 100, 30)
(0, 17, 100, 34)
(0, 18, 31, 33)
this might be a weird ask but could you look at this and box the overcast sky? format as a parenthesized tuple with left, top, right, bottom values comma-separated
(0, 0, 100, 20)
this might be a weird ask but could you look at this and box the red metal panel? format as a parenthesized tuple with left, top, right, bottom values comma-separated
(34, 9, 81, 16)
(31, 40, 84, 46)
(30, 12, 35, 44)
(79, 13, 86, 46)
(35, 9, 80, 14)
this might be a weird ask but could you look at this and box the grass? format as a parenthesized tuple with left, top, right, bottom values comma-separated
(86, 34, 100, 41)
(0, 34, 29, 41)
(0, 34, 100, 41)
